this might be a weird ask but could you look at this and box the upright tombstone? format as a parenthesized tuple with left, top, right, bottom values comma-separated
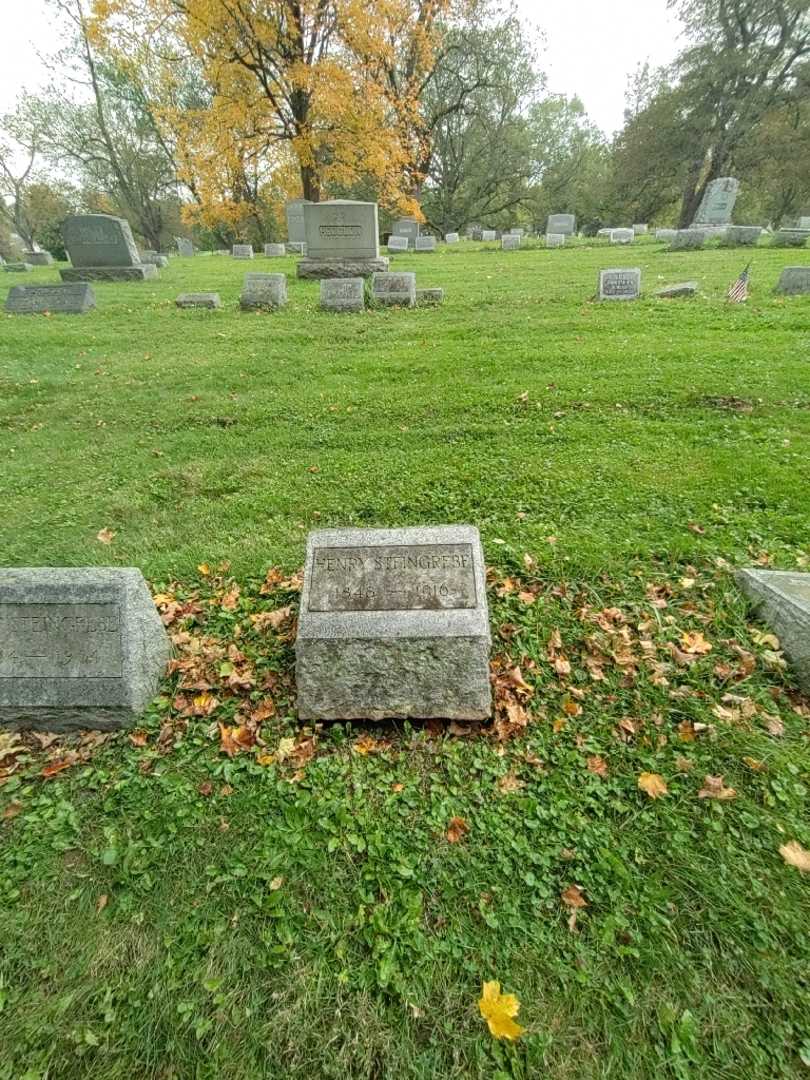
(596, 228, 613, 239)
(24, 251, 54, 266)
(232, 244, 254, 259)
(416, 288, 444, 306)
(320, 277, 365, 313)
(176, 237, 195, 257)
(445, 232, 460, 244)
(692, 177, 739, 227)
(598, 268, 641, 301)
(387, 235, 409, 254)
(297, 200, 388, 279)
(5, 283, 95, 315)
(481, 230, 497, 242)
(632, 224, 648, 236)
(546, 233, 565, 248)
(140, 252, 169, 268)
(502, 235, 520, 251)
(509, 227, 525, 238)
(240, 272, 288, 310)
(775, 267, 810, 295)
(415, 236, 437, 253)
(725, 226, 762, 247)
(737, 569, 810, 692)
(798, 216, 810, 230)
(655, 228, 678, 242)
(0, 568, 171, 731)
(295, 526, 491, 721)
(610, 228, 634, 244)
(286, 199, 312, 244)
(670, 229, 706, 251)
(392, 218, 420, 249)
(286, 242, 306, 255)
(772, 229, 809, 249)
(372, 271, 416, 307)
(264, 243, 286, 257)
(60, 214, 156, 282)
(547, 213, 575, 236)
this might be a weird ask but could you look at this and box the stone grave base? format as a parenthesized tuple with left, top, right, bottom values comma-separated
(297, 257, 389, 280)
(60, 265, 157, 282)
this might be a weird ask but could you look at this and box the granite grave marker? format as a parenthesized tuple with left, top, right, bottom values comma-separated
(599, 267, 641, 301)
(5, 283, 95, 314)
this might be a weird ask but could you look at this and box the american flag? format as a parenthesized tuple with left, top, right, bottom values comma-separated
(727, 262, 751, 303)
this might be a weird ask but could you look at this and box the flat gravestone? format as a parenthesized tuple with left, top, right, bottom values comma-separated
(509, 228, 525, 238)
(633, 224, 648, 235)
(387, 235, 409, 253)
(61, 214, 155, 282)
(176, 292, 221, 309)
(24, 252, 54, 266)
(240, 273, 287, 310)
(286, 242, 306, 255)
(546, 233, 564, 248)
(481, 230, 497, 242)
(416, 288, 444, 305)
(232, 244, 254, 259)
(140, 253, 169, 268)
(320, 277, 365, 313)
(264, 243, 286, 257)
(725, 226, 762, 247)
(656, 228, 677, 242)
(596, 228, 613, 238)
(298, 200, 388, 279)
(286, 199, 311, 244)
(599, 268, 641, 301)
(176, 237, 194, 257)
(610, 228, 634, 244)
(670, 229, 706, 250)
(654, 281, 697, 299)
(415, 236, 437, 252)
(372, 271, 416, 307)
(502, 235, 520, 250)
(775, 267, 810, 295)
(295, 526, 491, 721)
(772, 230, 808, 248)
(0, 568, 171, 731)
(737, 569, 810, 692)
(5, 283, 95, 314)
(4, 263, 34, 273)
(445, 232, 459, 244)
(693, 177, 739, 226)
(547, 213, 575, 236)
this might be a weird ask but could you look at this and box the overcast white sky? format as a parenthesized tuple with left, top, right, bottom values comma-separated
(0, 0, 683, 136)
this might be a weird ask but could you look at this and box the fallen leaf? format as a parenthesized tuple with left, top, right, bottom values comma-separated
(96, 894, 109, 914)
(498, 772, 525, 793)
(675, 755, 693, 772)
(586, 755, 608, 778)
(269, 876, 284, 891)
(478, 981, 524, 1041)
(128, 730, 149, 747)
(764, 715, 785, 737)
(251, 606, 293, 632)
(2, 801, 23, 820)
(561, 884, 587, 909)
(446, 816, 470, 843)
(698, 775, 737, 800)
(681, 631, 712, 655)
(779, 841, 810, 873)
(198, 781, 214, 796)
(742, 756, 765, 772)
(256, 753, 276, 766)
(218, 723, 256, 757)
(638, 772, 668, 799)
(41, 756, 77, 779)
(353, 734, 382, 756)
(96, 527, 116, 544)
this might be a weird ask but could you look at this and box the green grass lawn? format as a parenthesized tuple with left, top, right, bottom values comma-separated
(1, 239, 809, 1078)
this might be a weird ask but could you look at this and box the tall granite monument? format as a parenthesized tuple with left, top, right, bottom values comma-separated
(297, 200, 388, 279)
(60, 214, 156, 282)
(692, 177, 739, 227)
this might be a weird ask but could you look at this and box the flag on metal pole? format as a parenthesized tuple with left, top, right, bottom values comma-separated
(727, 262, 751, 303)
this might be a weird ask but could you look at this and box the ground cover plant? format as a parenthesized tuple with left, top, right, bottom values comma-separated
(1, 238, 809, 1079)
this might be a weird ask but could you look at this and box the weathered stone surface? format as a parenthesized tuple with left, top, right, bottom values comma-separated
(725, 225, 762, 246)
(481, 230, 497, 241)
(547, 213, 575, 236)
(264, 243, 286, 257)
(669, 229, 706, 251)
(655, 228, 678, 241)
(295, 526, 491, 721)
(610, 228, 634, 244)
(5, 283, 95, 314)
(304, 200, 380, 260)
(502, 235, 520, 250)
(771, 229, 809, 248)
(3, 263, 33, 273)
(176, 292, 221, 309)
(0, 567, 171, 731)
(415, 236, 437, 252)
(297, 257, 388, 280)
(546, 233, 565, 248)
(285, 242, 306, 255)
(654, 281, 698, 298)
(286, 199, 311, 244)
(63, 214, 140, 268)
(240, 273, 287, 310)
(416, 288, 444, 305)
(445, 232, 460, 244)
(737, 569, 810, 692)
(176, 237, 194, 257)
(60, 265, 156, 282)
(692, 177, 739, 226)
(509, 228, 525, 238)
(372, 271, 416, 307)
(320, 277, 365, 313)
(391, 218, 420, 247)
(798, 216, 810, 230)
(774, 267, 810, 295)
(24, 251, 54, 266)
(596, 228, 613, 238)
(232, 244, 254, 259)
(598, 267, 641, 301)
(139, 253, 169, 268)
(387, 235, 409, 253)
(633, 223, 648, 235)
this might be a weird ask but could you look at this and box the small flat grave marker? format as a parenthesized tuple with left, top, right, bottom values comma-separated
(387, 235, 409, 253)
(775, 267, 810, 295)
(546, 233, 565, 248)
(737, 569, 810, 692)
(416, 288, 444, 305)
(610, 228, 634, 244)
(502, 235, 520, 250)
(654, 281, 697, 299)
(320, 277, 365, 312)
(599, 268, 641, 301)
(240, 273, 287, 310)
(264, 243, 286, 257)
(415, 236, 437, 252)
(24, 252, 54, 266)
(5, 283, 95, 314)
(232, 244, 254, 259)
(372, 271, 416, 307)
(176, 292, 221, 309)
(481, 230, 497, 241)
(445, 232, 460, 244)
(670, 230, 706, 250)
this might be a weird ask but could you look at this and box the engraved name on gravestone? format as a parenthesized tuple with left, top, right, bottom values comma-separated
(0, 568, 171, 731)
(372, 271, 416, 307)
(298, 200, 388, 279)
(692, 177, 739, 226)
(415, 236, 436, 252)
(5, 283, 95, 315)
(295, 526, 491, 721)
(320, 277, 365, 312)
(445, 232, 460, 244)
(599, 268, 641, 301)
(62, 214, 140, 268)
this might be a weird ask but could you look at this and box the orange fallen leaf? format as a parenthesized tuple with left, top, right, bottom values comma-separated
(638, 772, 668, 799)
(2, 801, 23, 820)
(698, 774, 737, 800)
(779, 841, 810, 873)
(218, 723, 256, 757)
(96, 894, 109, 914)
(498, 772, 525, 793)
(41, 757, 77, 779)
(96, 527, 116, 544)
(681, 631, 712, 655)
(128, 730, 149, 748)
(561, 884, 587, 909)
(353, 734, 381, 756)
(586, 755, 608, 778)
(478, 981, 524, 1041)
(446, 816, 469, 843)
(269, 876, 284, 891)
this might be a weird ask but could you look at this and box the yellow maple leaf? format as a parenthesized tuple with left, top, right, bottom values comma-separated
(779, 841, 810, 873)
(638, 772, 668, 799)
(478, 981, 524, 1041)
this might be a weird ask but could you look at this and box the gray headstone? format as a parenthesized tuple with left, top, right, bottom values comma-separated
(286, 199, 312, 244)
(176, 237, 194, 257)
(655, 228, 678, 242)
(264, 243, 286, 257)
(501, 235, 520, 250)
(693, 177, 739, 226)
(509, 228, 525, 238)
(797, 216, 810, 230)
(725, 226, 762, 247)
(392, 218, 420, 247)
(445, 232, 460, 244)
(416, 288, 444, 306)
(5, 283, 95, 314)
(3, 263, 34, 273)
(596, 228, 613, 238)
(24, 251, 54, 266)
(387, 235, 409, 253)
(654, 281, 698, 299)
(610, 228, 634, 245)
(295, 526, 491, 721)
(320, 277, 365, 313)
(669, 229, 706, 251)
(176, 292, 221, 309)
(481, 230, 497, 242)
(60, 265, 156, 282)
(62, 214, 141, 269)
(774, 267, 810, 295)
(546, 233, 565, 248)
(372, 271, 416, 307)
(240, 273, 287, 310)
(415, 236, 437, 252)
(547, 214, 575, 236)
(232, 244, 254, 259)
(304, 200, 379, 260)
(598, 267, 641, 301)
(0, 567, 171, 732)
(771, 229, 809, 248)
(632, 224, 648, 235)
(737, 569, 810, 692)
(139, 253, 169, 268)
(285, 241, 306, 255)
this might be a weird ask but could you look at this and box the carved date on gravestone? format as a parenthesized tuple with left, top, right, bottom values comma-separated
(308, 544, 477, 612)
(0, 603, 123, 679)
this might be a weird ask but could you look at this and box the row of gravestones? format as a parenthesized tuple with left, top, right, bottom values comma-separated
(597, 267, 810, 300)
(1, 532, 808, 731)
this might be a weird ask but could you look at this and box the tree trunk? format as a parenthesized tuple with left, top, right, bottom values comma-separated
(301, 164, 320, 202)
